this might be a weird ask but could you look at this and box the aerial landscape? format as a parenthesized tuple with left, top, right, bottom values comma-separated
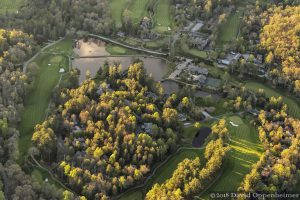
(0, 0, 299, 199)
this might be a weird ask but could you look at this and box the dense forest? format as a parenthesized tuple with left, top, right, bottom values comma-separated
(0, 0, 299, 199)
(0, 29, 37, 163)
(1, 0, 114, 42)
(0, 29, 64, 199)
(230, 3, 300, 96)
(31, 63, 186, 199)
(260, 6, 300, 96)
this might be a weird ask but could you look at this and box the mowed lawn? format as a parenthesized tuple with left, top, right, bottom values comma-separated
(119, 148, 204, 200)
(245, 82, 300, 119)
(184, 48, 208, 59)
(109, 0, 129, 28)
(18, 39, 72, 162)
(200, 116, 263, 198)
(128, 0, 150, 25)
(0, 0, 22, 13)
(217, 10, 243, 47)
(154, 0, 172, 33)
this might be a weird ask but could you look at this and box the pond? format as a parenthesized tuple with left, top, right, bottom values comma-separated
(72, 38, 219, 98)
(72, 56, 168, 83)
(73, 39, 174, 92)
(192, 126, 212, 147)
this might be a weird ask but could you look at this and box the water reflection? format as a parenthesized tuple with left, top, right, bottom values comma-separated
(72, 57, 168, 83)
(74, 39, 110, 57)
(72, 38, 219, 99)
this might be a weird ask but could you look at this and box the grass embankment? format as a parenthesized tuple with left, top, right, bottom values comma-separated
(109, 0, 129, 28)
(0, 0, 22, 14)
(200, 116, 263, 198)
(154, 0, 173, 33)
(216, 9, 243, 47)
(120, 148, 204, 200)
(245, 81, 300, 119)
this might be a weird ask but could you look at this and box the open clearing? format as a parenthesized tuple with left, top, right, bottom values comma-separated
(119, 148, 204, 200)
(245, 81, 300, 119)
(200, 116, 263, 198)
(0, 0, 22, 13)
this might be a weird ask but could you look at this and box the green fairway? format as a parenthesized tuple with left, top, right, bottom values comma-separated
(154, 0, 172, 33)
(217, 10, 243, 47)
(18, 39, 72, 162)
(186, 49, 208, 59)
(119, 148, 204, 200)
(245, 81, 300, 119)
(200, 116, 263, 198)
(128, 0, 150, 25)
(109, 0, 129, 28)
(0, 0, 22, 13)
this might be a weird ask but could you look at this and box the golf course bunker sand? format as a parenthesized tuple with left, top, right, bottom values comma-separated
(230, 121, 239, 127)
(192, 126, 212, 147)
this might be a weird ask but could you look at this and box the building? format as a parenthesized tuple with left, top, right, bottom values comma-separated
(218, 52, 241, 66)
(187, 65, 209, 75)
(192, 74, 207, 84)
(189, 36, 210, 50)
(178, 113, 187, 122)
(142, 123, 153, 133)
(140, 16, 152, 29)
(191, 21, 204, 32)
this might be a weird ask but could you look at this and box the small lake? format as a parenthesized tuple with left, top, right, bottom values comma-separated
(192, 126, 212, 147)
(73, 38, 169, 82)
(72, 38, 219, 98)
(72, 56, 168, 83)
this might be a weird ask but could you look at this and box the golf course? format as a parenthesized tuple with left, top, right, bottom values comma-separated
(200, 116, 263, 198)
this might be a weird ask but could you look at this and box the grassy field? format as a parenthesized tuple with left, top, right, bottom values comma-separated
(128, 0, 150, 25)
(245, 81, 300, 119)
(144, 37, 169, 49)
(200, 116, 263, 198)
(0, 0, 22, 14)
(154, 0, 172, 33)
(183, 48, 208, 59)
(109, 0, 129, 28)
(18, 38, 73, 162)
(119, 148, 204, 200)
(216, 10, 243, 47)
